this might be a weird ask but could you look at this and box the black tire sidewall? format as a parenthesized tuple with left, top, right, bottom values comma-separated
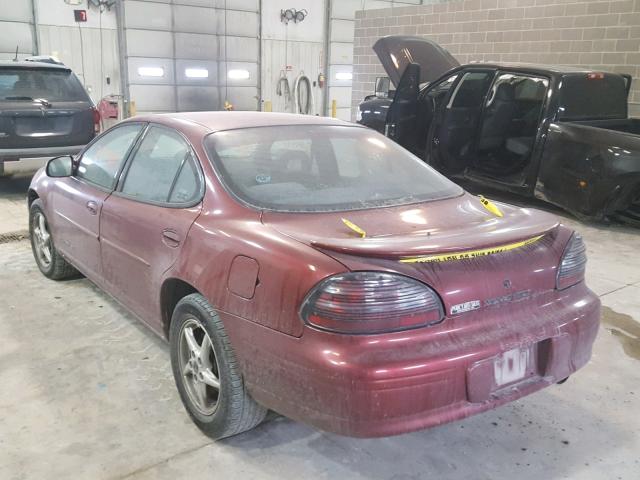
(29, 200, 56, 277)
(169, 296, 236, 434)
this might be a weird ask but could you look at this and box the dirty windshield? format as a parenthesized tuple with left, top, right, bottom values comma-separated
(205, 125, 462, 212)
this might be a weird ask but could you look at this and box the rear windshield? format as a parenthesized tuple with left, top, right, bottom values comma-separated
(205, 125, 463, 212)
(558, 74, 628, 120)
(0, 68, 89, 102)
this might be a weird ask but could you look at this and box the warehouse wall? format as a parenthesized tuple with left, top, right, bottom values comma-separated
(0, 0, 121, 104)
(352, 0, 640, 118)
(327, 0, 425, 120)
(36, 1, 121, 104)
(121, 0, 260, 114)
(0, 1, 36, 60)
(261, 0, 326, 115)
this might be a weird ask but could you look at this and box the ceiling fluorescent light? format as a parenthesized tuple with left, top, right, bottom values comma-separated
(335, 72, 353, 81)
(185, 68, 209, 78)
(138, 66, 164, 77)
(228, 69, 250, 80)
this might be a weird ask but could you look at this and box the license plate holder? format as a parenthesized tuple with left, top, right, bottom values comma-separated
(494, 346, 534, 387)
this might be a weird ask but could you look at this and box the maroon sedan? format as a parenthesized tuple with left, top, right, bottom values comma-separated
(28, 112, 600, 439)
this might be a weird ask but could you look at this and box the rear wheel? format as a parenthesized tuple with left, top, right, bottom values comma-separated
(29, 199, 78, 280)
(170, 293, 266, 439)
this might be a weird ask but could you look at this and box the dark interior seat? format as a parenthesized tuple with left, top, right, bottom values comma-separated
(478, 82, 516, 151)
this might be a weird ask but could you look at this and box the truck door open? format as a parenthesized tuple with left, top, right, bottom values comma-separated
(384, 63, 420, 153)
(429, 70, 494, 174)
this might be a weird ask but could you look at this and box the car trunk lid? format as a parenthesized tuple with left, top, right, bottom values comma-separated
(373, 35, 459, 87)
(263, 193, 565, 317)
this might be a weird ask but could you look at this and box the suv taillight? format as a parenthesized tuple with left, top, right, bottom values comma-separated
(556, 233, 587, 290)
(91, 106, 101, 134)
(300, 271, 444, 334)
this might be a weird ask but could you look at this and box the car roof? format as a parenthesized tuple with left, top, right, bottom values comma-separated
(130, 111, 355, 133)
(461, 61, 609, 75)
(0, 60, 71, 71)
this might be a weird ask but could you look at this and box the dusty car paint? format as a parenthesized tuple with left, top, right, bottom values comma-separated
(29, 112, 600, 437)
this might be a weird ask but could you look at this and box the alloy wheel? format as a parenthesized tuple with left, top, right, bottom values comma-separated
(178, 318, 221, 415)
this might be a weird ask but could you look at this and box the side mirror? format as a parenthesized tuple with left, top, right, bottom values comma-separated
(375, 77, 391, 98)
(46, 155, 74, 177)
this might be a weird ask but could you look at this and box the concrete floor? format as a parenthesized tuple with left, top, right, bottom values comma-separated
(0, 172, 639, 480)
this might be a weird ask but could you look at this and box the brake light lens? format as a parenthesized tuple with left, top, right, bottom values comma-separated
(556, 233, 587, 290)
(91, 106, 101, 134)
(300, 271, 444, 334)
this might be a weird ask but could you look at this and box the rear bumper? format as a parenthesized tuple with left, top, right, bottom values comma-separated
(222, 283, 600, 437)
(0, 144, 85, 160)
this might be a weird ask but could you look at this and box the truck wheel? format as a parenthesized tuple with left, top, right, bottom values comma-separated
(170, 293, 267, 440)
(29, 199, 79, 280)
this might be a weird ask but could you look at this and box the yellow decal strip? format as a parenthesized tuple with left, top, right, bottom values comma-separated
(479, 195, 504, 217)
(341, 218, 366, 238)
(400, 234, 545, 264)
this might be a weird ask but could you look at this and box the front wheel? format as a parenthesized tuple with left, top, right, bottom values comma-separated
(29, 199, 79, 280)
(169, 293, 267, 439)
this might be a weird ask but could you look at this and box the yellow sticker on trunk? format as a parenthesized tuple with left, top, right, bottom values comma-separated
(479, 195, 504, 217)
(399, 234, 544, 264)
(341, 218, 366, 238)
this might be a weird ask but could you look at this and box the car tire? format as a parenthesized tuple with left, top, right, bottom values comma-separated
(169, 293, 267, 440)
(29, 199, 79, 280)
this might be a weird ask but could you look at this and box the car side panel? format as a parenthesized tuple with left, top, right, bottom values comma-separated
(164, 207, 348, 338)
(535, 122, 640, 219)
(100, 195, 202, 331)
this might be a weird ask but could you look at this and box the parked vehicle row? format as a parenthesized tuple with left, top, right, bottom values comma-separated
(357, 35, 640, 226)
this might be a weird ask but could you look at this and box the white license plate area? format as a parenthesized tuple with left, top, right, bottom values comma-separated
(494, 346, 531, 387)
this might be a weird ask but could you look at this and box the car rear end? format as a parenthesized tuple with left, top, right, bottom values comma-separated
(0, 62, 98, 175)
(236, 215, 600, 437)
(203, 122, 600, 437)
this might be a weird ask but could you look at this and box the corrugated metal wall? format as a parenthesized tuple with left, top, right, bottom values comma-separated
(121, 0, 260, 114)
(0, 0, 36, 60)
(0, 0, 121, 104)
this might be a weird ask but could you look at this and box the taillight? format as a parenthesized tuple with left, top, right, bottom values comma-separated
(300, 271, 444, 334)
(91, 106, 101, 134)
(556, 233, 587, 290)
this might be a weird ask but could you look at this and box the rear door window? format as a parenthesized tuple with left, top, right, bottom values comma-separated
(76, 124, 144, 189)
(120, 126, 201, 205)
(0, 68, 89, 102)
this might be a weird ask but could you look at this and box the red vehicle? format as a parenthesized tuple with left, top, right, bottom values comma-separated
(28, 112, 600, 439)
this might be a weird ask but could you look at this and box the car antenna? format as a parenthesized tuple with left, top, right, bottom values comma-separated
(13, 46, 18, 62)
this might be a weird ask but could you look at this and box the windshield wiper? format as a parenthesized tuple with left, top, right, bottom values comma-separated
(4, 95, 34, 101)
(3, 96, 52, 107)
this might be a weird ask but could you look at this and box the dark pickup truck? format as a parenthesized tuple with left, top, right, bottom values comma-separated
(0, 60, 98, 176)
(357, 35, 640, 225)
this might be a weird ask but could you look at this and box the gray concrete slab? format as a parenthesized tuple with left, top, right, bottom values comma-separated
(0, 216, 639, 479)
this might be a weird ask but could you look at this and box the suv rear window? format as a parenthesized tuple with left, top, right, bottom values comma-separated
(205, 125, 462, 212)
(0, 68, 89, 102)
(558, 73, 627, 121)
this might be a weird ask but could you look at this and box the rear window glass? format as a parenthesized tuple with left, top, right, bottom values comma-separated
(0, 68, 88, 102)
(205, 125, 462, 213)
(558, 74, 627, 120)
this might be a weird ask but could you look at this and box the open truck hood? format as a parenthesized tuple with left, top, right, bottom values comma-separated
(373, 35, 459, 87)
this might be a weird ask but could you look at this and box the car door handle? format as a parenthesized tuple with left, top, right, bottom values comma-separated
(86, 201, 98, 215)
(162, 229, 181, 248)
